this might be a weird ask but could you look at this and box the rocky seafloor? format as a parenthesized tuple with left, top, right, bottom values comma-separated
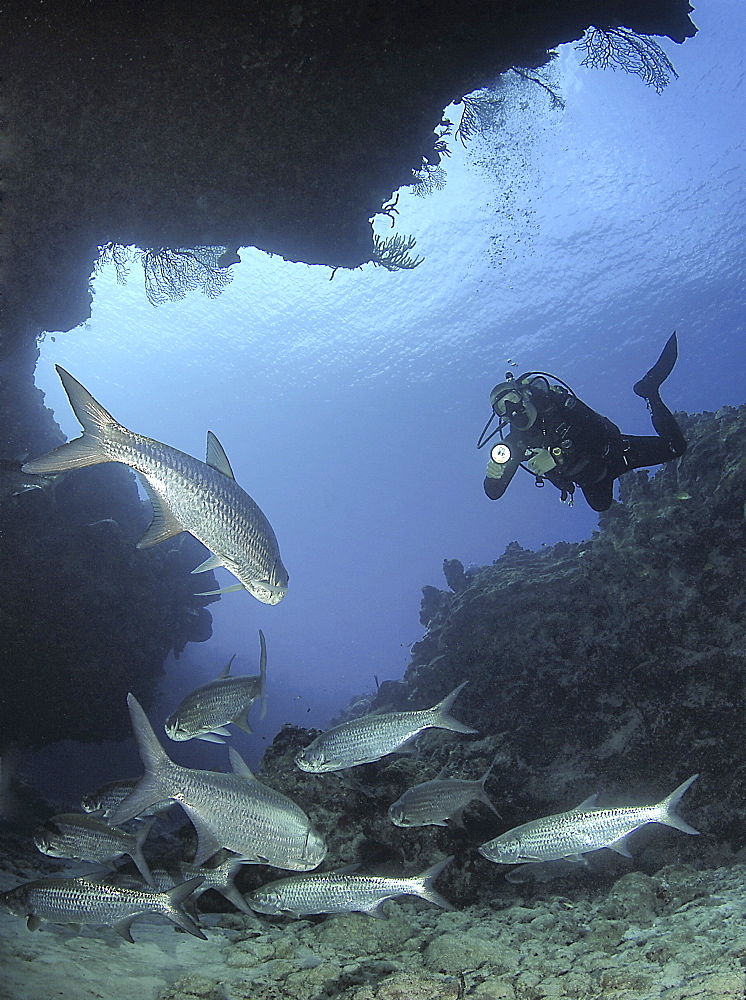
(1, 403, 744, 998)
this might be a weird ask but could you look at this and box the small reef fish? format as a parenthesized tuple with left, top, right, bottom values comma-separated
(388, 755, 500, 828)
(81, 779, 173, 820)
(479, 774, 699, 865)
(295, 682, 476, 773)
(33, 813, 156, 887)
(22, 366, 288, 605)
(0, 458, 60, 501)
(0, 874, 206, 942)
(110, 693, 326, 870)
(248, 856, 455, 918)
(165, 629, 268, 743)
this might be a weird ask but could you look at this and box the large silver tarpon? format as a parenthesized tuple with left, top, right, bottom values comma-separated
(248, 856, 454, 917)
(110, 694, 326, 871)
(479, 774, 699, 865)
(23, 367, 288, 604)
(295, 682, 476, 773)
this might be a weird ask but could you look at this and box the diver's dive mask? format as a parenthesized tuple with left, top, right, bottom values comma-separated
(478, 375, 538, 449)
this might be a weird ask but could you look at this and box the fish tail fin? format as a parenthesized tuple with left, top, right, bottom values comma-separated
(258, 629, 268, 720)
(480, 750, 501, 785)
(130, 817, 157, 888)
(478, 751, 502, 816)
(108, 694, 173, 826)
(163, 878, 207, 939)
(22, 368, 122, 474)
(656, 774, 700, 835)
(430, 682, 477, 735)
(412, 855, 455, 910)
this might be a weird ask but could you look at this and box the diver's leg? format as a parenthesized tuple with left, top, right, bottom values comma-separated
(624, 434, 684, 470)
(633, 332, 678, 399)
(632, 332, 687, 459)
(580, 477, 615, 512)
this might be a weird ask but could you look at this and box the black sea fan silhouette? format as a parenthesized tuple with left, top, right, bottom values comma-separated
(578, 27, 678, 93)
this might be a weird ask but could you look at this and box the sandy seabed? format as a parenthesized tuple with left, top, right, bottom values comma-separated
(2, 861, 746, 1000)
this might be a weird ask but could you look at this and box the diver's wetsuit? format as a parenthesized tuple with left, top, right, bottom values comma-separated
(482, 333, 687, 512)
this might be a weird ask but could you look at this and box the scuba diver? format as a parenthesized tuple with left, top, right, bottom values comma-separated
(477, 332, 687, 512)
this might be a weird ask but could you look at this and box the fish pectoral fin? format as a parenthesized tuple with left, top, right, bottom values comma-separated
(205, 431, 236, 479)
(394, 734, 421, 754)
(445, 813, 464, 829)
(366, 902, 389, 920)
(183, 809, 223, 867)
(114, 917, 136, 943)
(194, 583, 245, 596)
(565, 854, 588, 864)
(608, 836, 633, 859)
(136, 479, 185, 548)
(191, 553, 225, 575)
(196, 733, 227, 744)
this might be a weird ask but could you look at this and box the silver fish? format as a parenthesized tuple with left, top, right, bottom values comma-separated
(0, 874, 206, 942)
(109, 851, 253, 915)
(249, 856, 454, 918)
(479, 774, 699, 865)
(33, 813, 156, 887)
(81, 778, 173, 820)
(295, 682, 476, 773)
(165, 630, 268, 743)
(110, 693, 326, 871)
(22, 367, 288, 605)
(388, 755, 500, 828)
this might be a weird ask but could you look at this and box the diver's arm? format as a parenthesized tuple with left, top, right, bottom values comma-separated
(483, 432, 523, 500)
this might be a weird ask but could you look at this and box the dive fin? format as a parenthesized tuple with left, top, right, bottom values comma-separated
(22, 367, 120, 474)
(633, 332, 678, 399)
(136, 479, 185, 548)
(205, 431, 236, 479)
(429, 682, 477, 735)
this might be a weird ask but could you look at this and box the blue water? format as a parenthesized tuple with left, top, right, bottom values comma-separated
(30, 3, 745, 794)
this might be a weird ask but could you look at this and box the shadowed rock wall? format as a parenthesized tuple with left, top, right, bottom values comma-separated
(0, 464, 219, 750)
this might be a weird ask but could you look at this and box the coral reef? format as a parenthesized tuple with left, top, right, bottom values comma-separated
(256, 406, 745, 905)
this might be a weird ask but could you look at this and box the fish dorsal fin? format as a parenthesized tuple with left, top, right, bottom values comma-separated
(435, 765, 449, 780)
(573, 794, 599, 812)
(229, 747, 256, 781)
(136, 478, 185, 548)
(206, 431, 235, 479)
(218, 655, 236, 679)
